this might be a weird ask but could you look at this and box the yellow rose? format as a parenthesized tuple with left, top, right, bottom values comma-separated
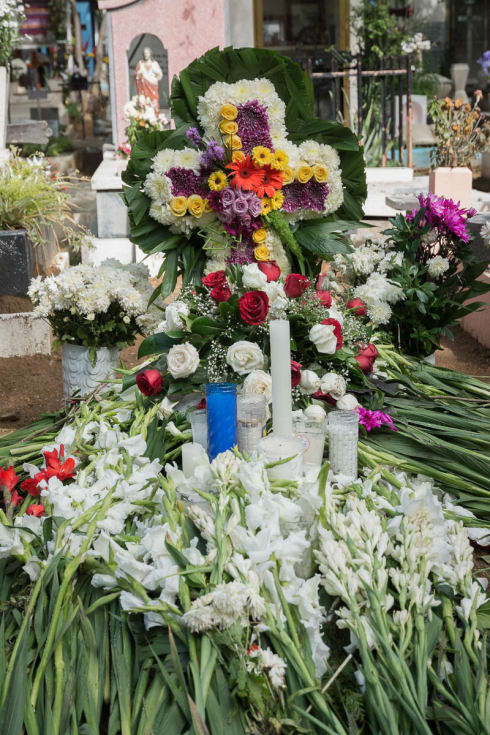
(208, 170, 228, 191)
(203, 198, 213, 213)
(252, 228, 267, 244)
(220, 103, 238, 121)
(312, 164, 329, 183)
(281, 166, 294, 185)
(169, 196, 188, 217)
(296, 163, 313, 183)
(271, 149, 289, 170)
(252, 146, 272, 167)
(254, 245, 270, 262)
(232, 150, 245, 163)
(230, 135, 242, 150)
(219, 120, 238, 135)
(271, 190, 284, 210)
(261, 198, 272, 216)
(187, 194, 204, 218)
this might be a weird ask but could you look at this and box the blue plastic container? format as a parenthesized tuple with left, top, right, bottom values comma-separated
(205, 383, 237, 460)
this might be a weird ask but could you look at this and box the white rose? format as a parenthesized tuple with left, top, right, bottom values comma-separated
(309, 324, 338, 355)
(304, 405, 326, 423)
(242, 263, 267, 289)
(336, 393, 359, 410)
(327, 305, 344, 326)
(167, 342, 200, 379)
(264, 281, 288, 315)
(320, 373, 346, 400)
(300, 369, 321, 395)
(242, 370, 273, 403)
(164, 301, 189, 332)
(226, 340, 264, 376)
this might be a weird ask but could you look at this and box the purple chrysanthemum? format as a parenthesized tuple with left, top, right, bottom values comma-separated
(236, 100, 273, 155)
(166, 167, 203, 197)
(185, 127, 202, 148)
(226, 244, 256, 266)
(407, 193, 475, 243)
(282, 180, 330, 213)
(357, 406, 397, 432)
(206, 190, 225, 213)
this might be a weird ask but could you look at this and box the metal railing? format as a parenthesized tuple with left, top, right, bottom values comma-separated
(299, 52, 413, 167)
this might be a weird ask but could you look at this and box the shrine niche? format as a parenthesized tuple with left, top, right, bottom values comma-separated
(128, 34, 169, 113)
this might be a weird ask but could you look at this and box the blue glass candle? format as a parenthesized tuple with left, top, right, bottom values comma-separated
(205, 383, 237, 460)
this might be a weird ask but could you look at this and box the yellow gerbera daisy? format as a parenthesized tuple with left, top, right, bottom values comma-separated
(252, 146, 272, 167)
(271, 190, 284, 210)
(271, 149, 289, 170)
(261, 198, 272, 216)
(208, 171, 228, 191)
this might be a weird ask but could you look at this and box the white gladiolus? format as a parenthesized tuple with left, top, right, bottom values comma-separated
(309, 324, 338, 354)
(226, 341, 264, 375)
(166, 343, 200, 379)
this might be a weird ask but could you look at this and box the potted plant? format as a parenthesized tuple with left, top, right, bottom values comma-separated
(0, 149, 90, 295)
(28, 260, 164, 398)
(0, 1, 25, 153)
(428, 93, 489, 207)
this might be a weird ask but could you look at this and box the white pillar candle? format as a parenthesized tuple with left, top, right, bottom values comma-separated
(182, 442, 208, 478)
(270, 319, 293, 437)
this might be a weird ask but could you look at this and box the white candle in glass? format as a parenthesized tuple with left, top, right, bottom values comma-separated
(182, 442, 208, 478)
(270, 319, 293, 437)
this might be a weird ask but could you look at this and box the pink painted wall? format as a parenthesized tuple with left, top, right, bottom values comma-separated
(100, 0, 225, 145)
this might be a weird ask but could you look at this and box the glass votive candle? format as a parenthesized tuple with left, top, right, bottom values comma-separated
(257, 434, 308, 480)
(328, 410, 359, 479)
(280, 509, 316, 578)
(237, 395, 266, 455)
(189, 408, 207, 449)
(205, 382, 237, 461)
(295, 418, 327, 470)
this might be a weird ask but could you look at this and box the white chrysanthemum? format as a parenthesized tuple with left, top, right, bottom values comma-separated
(367, 301, 392, 326)
(264, 229, 291, 276)
(144, 172, 172, 203)
(480, 221, 490, 241)
(427, 255, 450, 278)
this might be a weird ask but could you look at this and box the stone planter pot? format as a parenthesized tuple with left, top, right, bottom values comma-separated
(428, 167, 472, 208)
(0, 65, 9, 151)
(481, 150, 490, 179)
(61, 343, 121, 398)
(0, 230, 35, 296)
(450, 63, 469, 103)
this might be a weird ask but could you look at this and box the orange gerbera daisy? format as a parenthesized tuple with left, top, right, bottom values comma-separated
(226, 154, 264, 191)
(254, 165, 283, 198)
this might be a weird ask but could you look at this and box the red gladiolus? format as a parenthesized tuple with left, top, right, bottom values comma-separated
(136, 369, 163, 397)
(210, 284, 232, 303)
(284, 274, 310, 298)
(10, 489, 22, 507)
(238, 291, 269, 325)
(291, 360, 302, 388)
(202, 270, 227, 288)
(0, 466, 18, 492)
(258, 261, 281, 282)
(196, 397, 206, 410)
(43, 446, 76, 481)
(26, 504, 45, 517)
(346, 298, 367, 317)
(315, 289, 332, 307)
(21, 471, 47, 497)
(355, 343, 379, 374)
(321, 318, 343, 350)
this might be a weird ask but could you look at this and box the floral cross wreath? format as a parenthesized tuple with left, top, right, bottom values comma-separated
(123, 47, 366, 299)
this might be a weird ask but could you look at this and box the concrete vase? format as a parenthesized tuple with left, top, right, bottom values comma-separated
(428, 167, 472, 208)
(61, 343, 121, 398)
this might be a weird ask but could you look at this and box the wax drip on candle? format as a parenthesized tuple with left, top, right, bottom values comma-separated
(269, 319, 293, 437)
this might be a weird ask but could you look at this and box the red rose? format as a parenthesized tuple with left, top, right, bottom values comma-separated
(321, 318, 343, 350)
(315, 289, 332, 307)
(26, 504, 45, 517)
(355, 343, 378, 374)
(238, 291, 269, 325)
(202, 270, 226, 288)
(258, 261, 281, 282)
(284, 274, 310, 298)
(210, 284, 232, 303)
(312, 389, 336, 406)
(136, 368, 163, 397)
(346, 298, 367, 317)
(0, 466, 18, 492)
(290, 360, 302, 388)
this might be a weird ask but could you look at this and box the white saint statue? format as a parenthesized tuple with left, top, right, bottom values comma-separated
(135, 47, 163, 115)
